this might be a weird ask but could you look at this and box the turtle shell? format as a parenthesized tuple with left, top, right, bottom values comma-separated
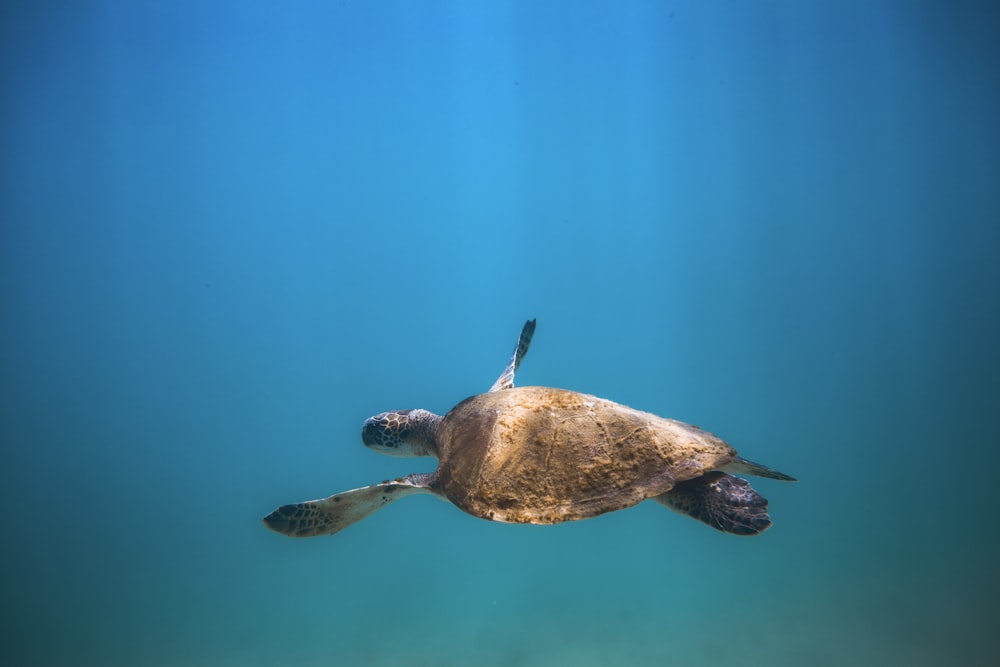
(434, 386, 737, 524)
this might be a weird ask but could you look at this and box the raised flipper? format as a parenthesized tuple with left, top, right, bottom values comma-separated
(263, 473, 437, 537)
(489, 319, 536, 392)
(654, 471, 773, 536)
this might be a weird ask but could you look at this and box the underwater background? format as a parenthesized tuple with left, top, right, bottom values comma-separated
(2, 1, 998, 666)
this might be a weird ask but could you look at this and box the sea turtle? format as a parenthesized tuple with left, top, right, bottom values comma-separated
(263, 320, 795, 538)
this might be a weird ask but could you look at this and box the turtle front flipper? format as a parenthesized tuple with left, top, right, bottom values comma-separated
(263, 473, 437, 537)
(654, 472, 772, 536)
(722, 456, 797, 482)
(489, 319, 536, 392)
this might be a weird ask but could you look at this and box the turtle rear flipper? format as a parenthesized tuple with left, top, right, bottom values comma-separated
(655, 472, 772, 536)
(263, 473, 437, 537)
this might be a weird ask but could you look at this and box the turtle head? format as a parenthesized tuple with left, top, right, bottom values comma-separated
(361, 409, 440, 458)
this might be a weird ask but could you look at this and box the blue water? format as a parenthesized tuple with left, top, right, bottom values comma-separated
(2, 1, 998, 665)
